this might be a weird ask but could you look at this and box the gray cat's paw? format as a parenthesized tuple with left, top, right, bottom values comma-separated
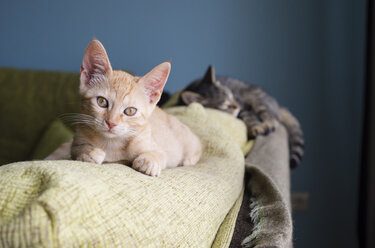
(249, 120, 278, 138)
(76, 148, 106, 164)
(132, 154, 163, 177)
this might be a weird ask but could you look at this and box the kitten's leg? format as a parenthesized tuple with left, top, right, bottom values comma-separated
(242, 88, 280, 137)
(71, 138, 106, 164)
(132, 150, 167, 177)
(256, 107, 279, 134)
(181, 131, 202, 167)
(76, 147, 106, 164)
(239, 110, 268, 138)
(182, 150, 201, 167)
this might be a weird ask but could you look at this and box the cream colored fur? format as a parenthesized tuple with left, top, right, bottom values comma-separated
(70, 39, 201, 176)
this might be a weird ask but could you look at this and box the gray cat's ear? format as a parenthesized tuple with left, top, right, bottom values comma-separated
(202, 65, 216, 84)
(181, 91, 207, 105)
(80, 39, 113, 90)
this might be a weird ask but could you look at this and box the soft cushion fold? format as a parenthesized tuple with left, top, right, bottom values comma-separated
(0, 103, 246, 247)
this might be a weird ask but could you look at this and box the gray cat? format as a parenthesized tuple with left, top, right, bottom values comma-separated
(178, 66, 304, 168)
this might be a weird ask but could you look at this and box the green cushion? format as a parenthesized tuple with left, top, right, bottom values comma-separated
(31, 119, 74, 160)
(0, 68, 80, 165)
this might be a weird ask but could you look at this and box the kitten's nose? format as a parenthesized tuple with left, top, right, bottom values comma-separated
(106, 120, 117, 129)
(228, 102, 239, 110)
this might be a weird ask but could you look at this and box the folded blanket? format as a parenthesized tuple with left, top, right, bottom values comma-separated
(0, 103, 248, 247)
(242, 126, 293, 248)
(217, 126, 293, 248)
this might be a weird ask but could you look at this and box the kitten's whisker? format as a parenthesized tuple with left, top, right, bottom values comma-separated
(59, 113, 103, 128)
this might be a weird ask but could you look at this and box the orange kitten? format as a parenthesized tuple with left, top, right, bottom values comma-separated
(71, 39, 202, 176)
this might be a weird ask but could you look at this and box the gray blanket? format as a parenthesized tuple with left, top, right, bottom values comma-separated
(242, 125, 293, 248)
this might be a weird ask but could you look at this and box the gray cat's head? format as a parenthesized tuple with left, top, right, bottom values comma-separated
(181, 66, 240, 116)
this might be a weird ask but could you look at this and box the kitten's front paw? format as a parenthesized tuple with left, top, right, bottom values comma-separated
(182, 153, 201, 166)
(250, 120, 279, 138)
(77, 148, 106, 164)
(132, 153, 166, 177)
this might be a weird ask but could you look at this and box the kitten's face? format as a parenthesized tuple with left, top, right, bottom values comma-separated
(202, 80, 240, 116)
(78, 39, 170, 138)
(181, 67, 240, 117)
(80, 72, 150, 138)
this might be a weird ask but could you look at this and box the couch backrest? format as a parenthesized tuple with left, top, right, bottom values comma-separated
(0, 68, 80, 165)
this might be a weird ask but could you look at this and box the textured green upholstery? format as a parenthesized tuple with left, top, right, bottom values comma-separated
(31, 119, 74, 160)
(0, 68, 80, 165)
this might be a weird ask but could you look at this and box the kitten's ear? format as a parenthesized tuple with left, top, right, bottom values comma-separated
(80, 39, 112, 88)
(202, 65, 216, 84)
(139, 62, 171, 104)
(181, 91, 207, 105)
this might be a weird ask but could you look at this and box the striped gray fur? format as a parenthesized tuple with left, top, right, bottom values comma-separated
(178, 66, 304, 168)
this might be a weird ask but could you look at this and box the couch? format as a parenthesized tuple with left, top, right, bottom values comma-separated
(0, 68, 293, 247)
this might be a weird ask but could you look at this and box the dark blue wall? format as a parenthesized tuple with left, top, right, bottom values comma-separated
(0, 0, 366, 247)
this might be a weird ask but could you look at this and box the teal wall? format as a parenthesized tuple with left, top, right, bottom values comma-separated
(0, 1, 366, 247)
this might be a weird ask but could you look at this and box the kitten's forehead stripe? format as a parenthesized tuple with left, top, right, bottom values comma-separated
(110, 70, 136, 100)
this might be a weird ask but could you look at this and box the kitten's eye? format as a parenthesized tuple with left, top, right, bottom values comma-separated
(124, 107, 137, 116)
(97, 97, 108, 108)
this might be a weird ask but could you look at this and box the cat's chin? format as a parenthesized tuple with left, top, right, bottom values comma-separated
(101, 130, 120, 139)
